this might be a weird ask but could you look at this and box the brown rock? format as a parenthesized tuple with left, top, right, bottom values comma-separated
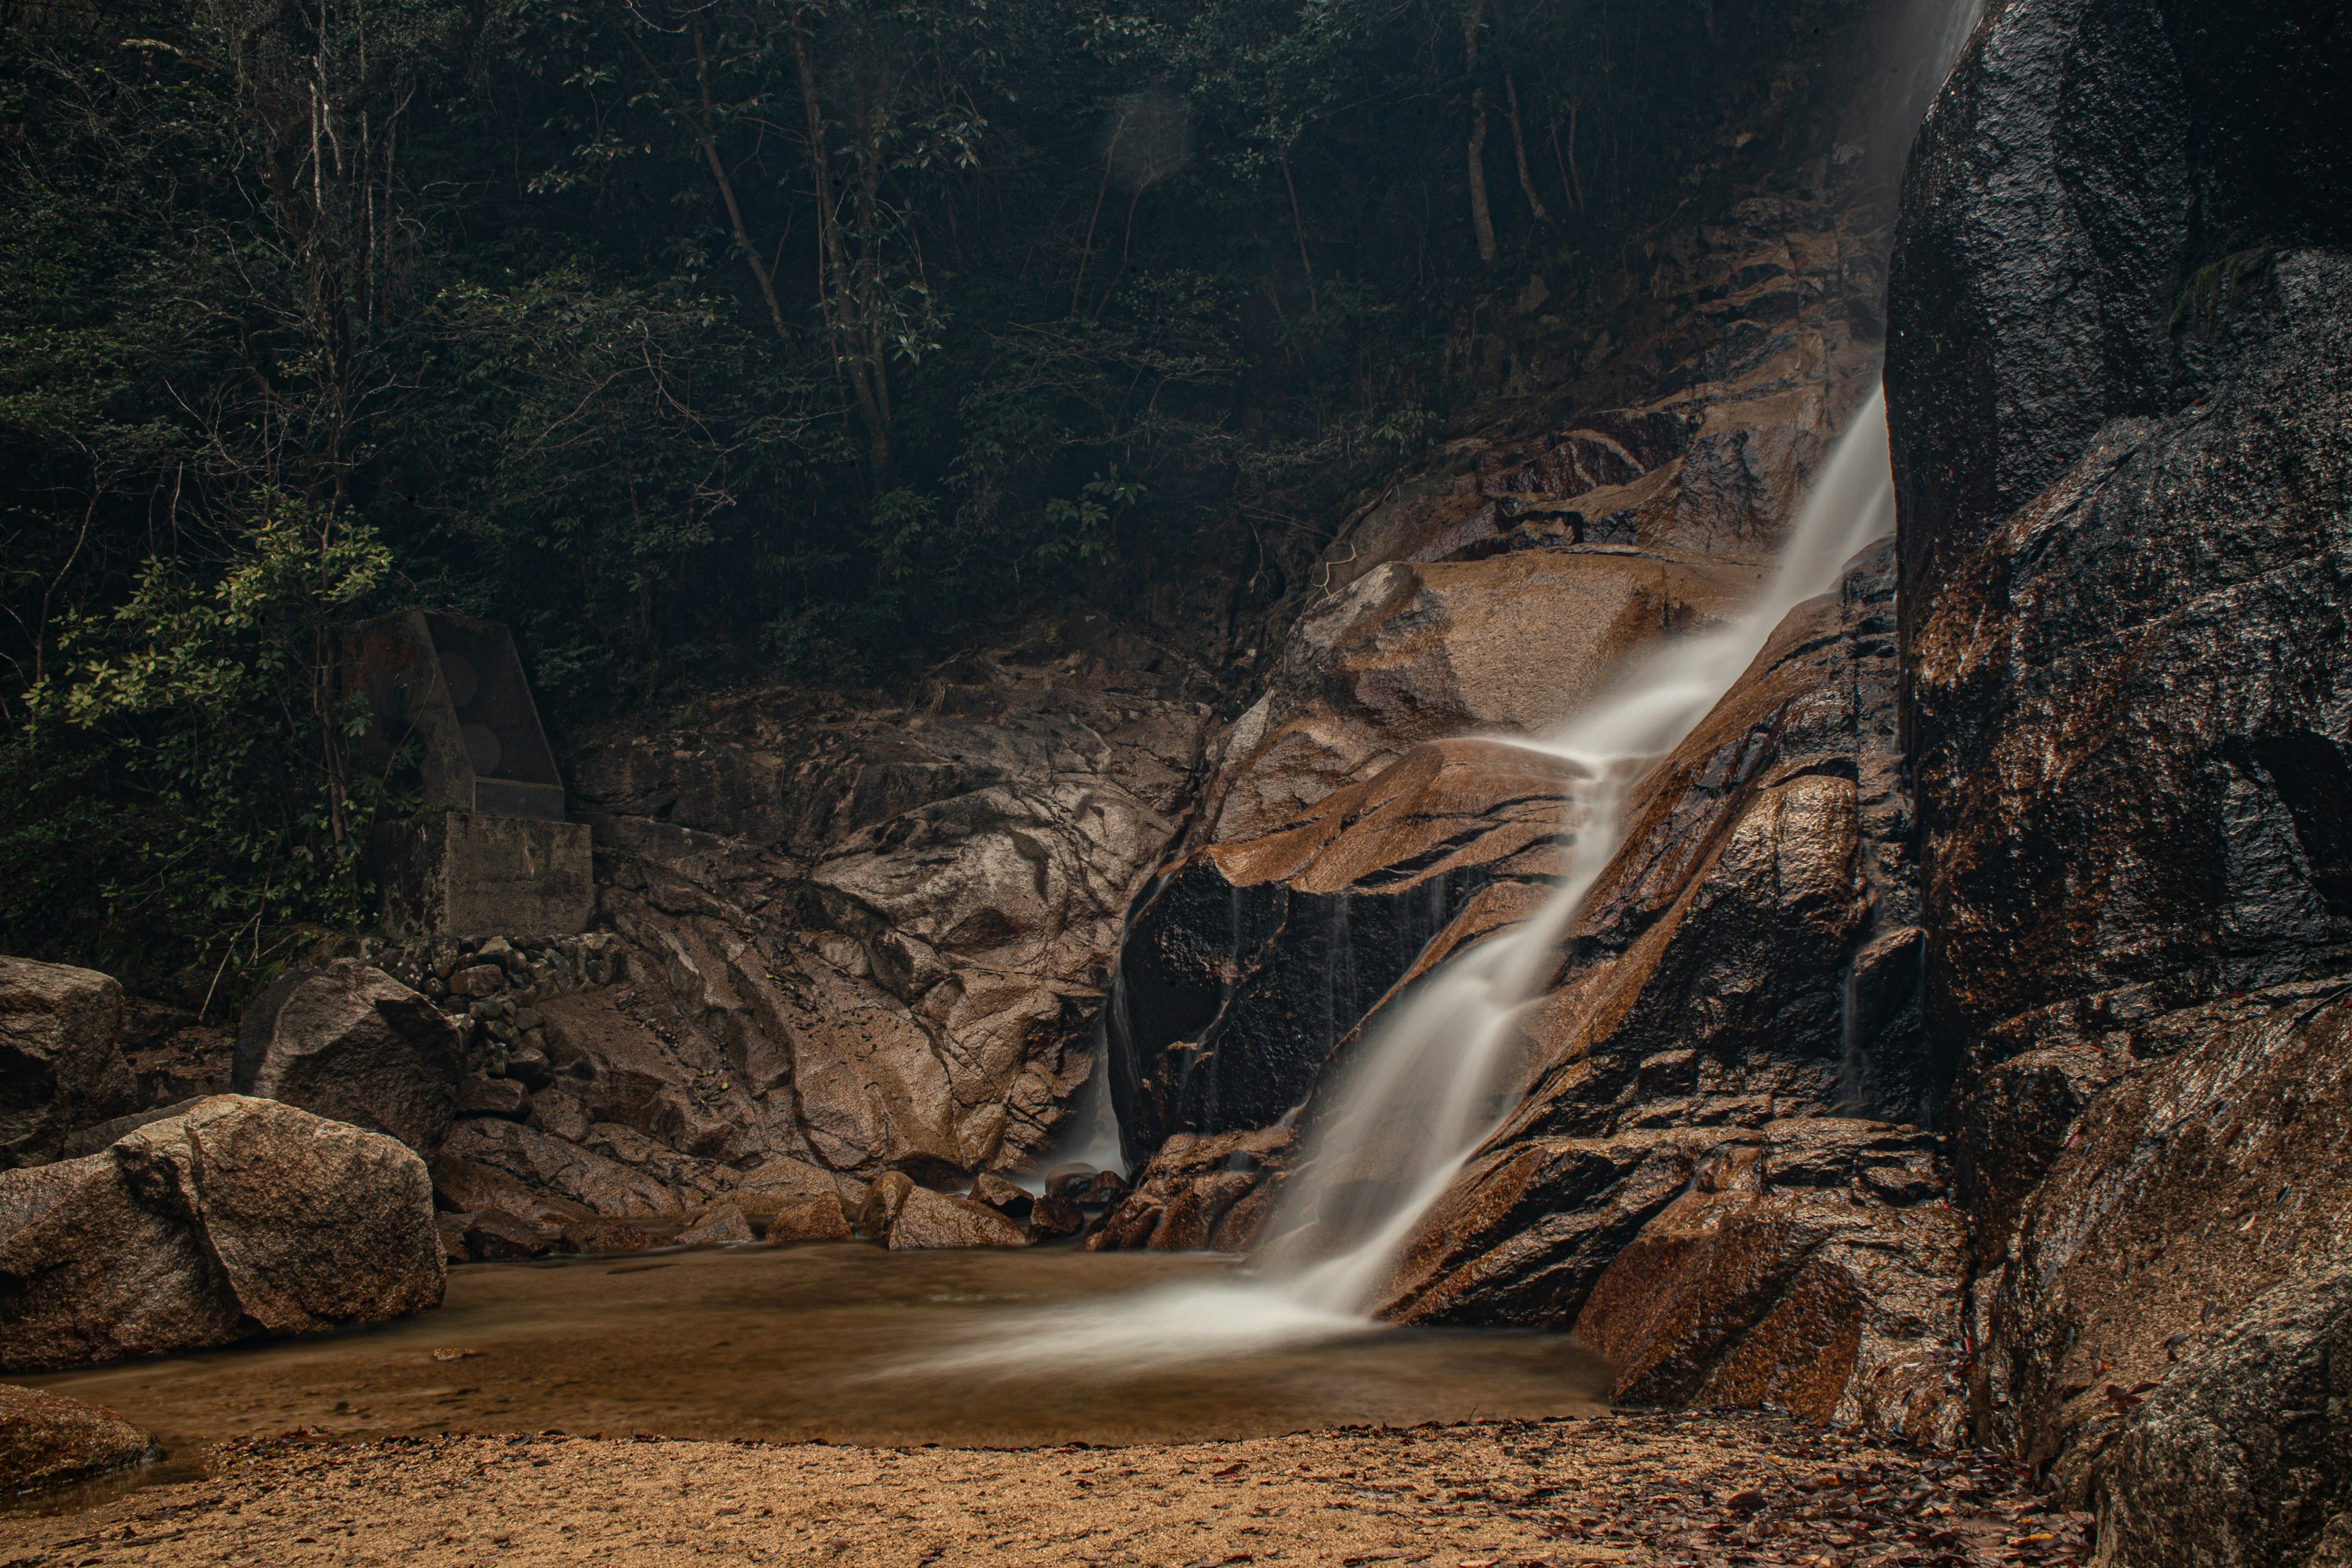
(1087, 1128, 1292, 1253)
(969, 1171, 1031, 1217)
(233, 960, 462, 1152)
(447, 963, 507, 998)
(0, 1384, 156, 1493)
(559, 1217, 655, 1255)
(678, 1200, 754, 1246)
(0, 1095, 443, 1372)
(0, 956, 136, 1169)
(439, 1117, 682, 1219)
(886, 1185, 1028, 1250)
(854, 1170, 915, 1238)
(1204, 551, 1758, 845)
(434, 1212, 471, 1265)
(760, 1196, 853, 1245)
(428, 1153, 592, 1230)
(455, 1076, 531, 1120)
(1975, 981, 2352, 1491)
(462, 1208, 551, 1261)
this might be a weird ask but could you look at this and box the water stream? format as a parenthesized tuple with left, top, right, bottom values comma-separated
(908, 390, 1898, 1381)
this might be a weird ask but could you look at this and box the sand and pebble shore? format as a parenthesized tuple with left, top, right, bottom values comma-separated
(1, 1412, 2090, 1568)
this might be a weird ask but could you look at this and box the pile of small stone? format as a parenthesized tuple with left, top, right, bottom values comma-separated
(373, 932, 623, 1079)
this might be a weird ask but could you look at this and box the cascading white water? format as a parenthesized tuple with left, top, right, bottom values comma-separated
(902, 391, 1896, 1379)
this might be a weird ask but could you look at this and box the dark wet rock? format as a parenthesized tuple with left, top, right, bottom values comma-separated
(0, 1384, 156, 1493)
(1887, 0, 2352, 1468)
(455, 1076, 530, 1120)
(560, 1216, 656, 1255)
(433, 1212, 470, 1265)
(1030, 1167, 1091, 1239)
(0, 1095, 442, 1371)
(500, 1046, 553, 1091)
(233, 960, 463, 1152)
(438, 1117, 680, 1219)
(1110, 740, 1583, 1156)
(461, 1208, 551, 1262)
(1087, 1127, 1295, 1254)
(2094, 1262, 2352, 1568)
(0, 956, 137, 1169)
(759, 1196, 854, 1246)
(1973, 980, 2352, 1493)
(969, 1171, 1031, 1218)
(677, 1200, 753, 1246)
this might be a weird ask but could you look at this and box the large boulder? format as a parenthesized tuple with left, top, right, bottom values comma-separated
(437, 1115, 683, 1218)
(0, 1384, 156, 1493)
(235, 959, 463, 1151)
(1887, 0, 2352, 1468)
(2094, 1264, 2352, 1568)
(0, 1095, 443, 1371)
(0, 957, 136, 1169)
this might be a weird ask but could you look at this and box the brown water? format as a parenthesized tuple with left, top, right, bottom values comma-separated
(15, 1245, 1612, 1510)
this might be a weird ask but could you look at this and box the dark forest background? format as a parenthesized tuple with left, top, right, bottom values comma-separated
(1, 0, 1875, 995)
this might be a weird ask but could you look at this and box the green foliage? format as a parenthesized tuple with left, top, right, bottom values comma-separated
(2, 493, 402, 997)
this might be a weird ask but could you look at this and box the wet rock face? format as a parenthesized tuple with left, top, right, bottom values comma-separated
(562, 617, 1216, 1189)
(1110, 740, 1581, 1156)
(1892, 0, 2352, 1052)
(234, 960, 464, 1152)
(1887, 0, 2352, 1478)
(0, 957, 137, 1169)
(1362, 544, 1963, 1436)
(0, 1096, 442, 1372)
(1086, 1126, 1294, 1254)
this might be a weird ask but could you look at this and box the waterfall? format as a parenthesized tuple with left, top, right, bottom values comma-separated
(904, 391, 1897, 1379)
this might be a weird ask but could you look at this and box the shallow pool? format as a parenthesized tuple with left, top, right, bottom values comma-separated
(13, 1244, 1612, 1507)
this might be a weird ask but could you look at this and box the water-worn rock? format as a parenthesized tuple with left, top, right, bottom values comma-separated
(233, 960, 463, 1152)
(760, 1197, 853, 1245)
(678, 1200, 753, 1246)
(0, 1096, 442, 1371)
(0, 1384, 156, 1493)
(1088, 1127, 1295, 1253)
(0, 957, 136, 1169)
(460, 1209, 551, 1262)
(880, 1180, 1028, 1251)
(562, 614, 1219, 1190)
(1886, 0, 2352, 1469)
(560, 1217, 655, 1255)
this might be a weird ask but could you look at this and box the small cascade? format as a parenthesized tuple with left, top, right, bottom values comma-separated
(905, 393, 1898, 1379)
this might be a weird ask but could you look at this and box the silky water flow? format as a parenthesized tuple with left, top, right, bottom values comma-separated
(900, 389, 1900, 1381)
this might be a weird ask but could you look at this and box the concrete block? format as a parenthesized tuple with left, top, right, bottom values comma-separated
(375, 813, 593, 938)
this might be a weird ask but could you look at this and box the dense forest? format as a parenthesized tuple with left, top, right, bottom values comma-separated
(1, 0, 1872, 995)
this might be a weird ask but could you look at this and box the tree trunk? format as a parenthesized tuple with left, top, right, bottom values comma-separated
(790, 19, 891, 487)
(1505, 75, 1549, 222)
(1467, 86, 1497, 263)
(1460, 0, 1496, 263)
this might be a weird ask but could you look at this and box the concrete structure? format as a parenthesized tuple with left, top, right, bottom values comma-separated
(349, 611, 591, 936)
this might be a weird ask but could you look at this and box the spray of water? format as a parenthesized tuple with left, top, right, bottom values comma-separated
(899, 392, 1896, 1381)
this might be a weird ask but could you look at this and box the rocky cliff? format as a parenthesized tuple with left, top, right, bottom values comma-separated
(1887, 0, 2352, 1553)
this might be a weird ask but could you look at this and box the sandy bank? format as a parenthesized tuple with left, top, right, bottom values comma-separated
(0, 1412, 2090, 1567)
